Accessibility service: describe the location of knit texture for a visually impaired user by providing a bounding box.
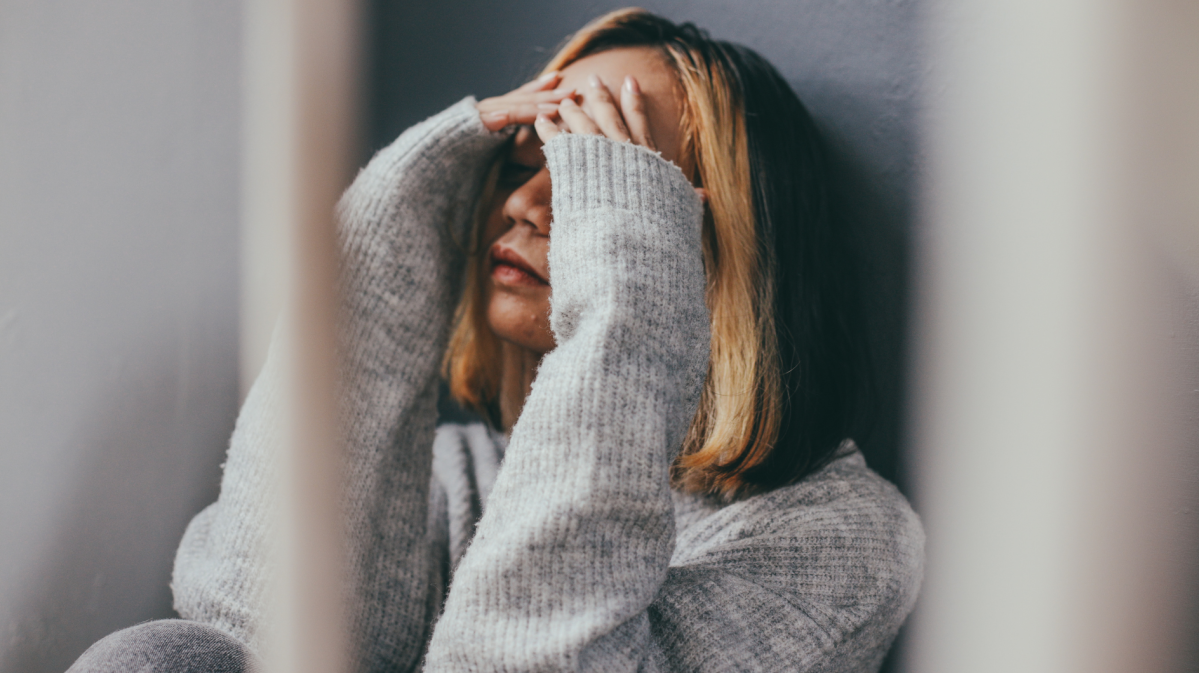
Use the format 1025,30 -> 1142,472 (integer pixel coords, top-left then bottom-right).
172,97 -> 924,672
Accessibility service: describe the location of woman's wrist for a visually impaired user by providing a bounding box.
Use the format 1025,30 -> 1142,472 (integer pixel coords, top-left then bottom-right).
542,132 -> 702,226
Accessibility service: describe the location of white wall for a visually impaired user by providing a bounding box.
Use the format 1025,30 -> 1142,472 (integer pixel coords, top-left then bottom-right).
0,2 -> 241,671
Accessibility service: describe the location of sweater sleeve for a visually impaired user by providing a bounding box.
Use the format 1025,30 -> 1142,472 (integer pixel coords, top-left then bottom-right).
650,456 -> 926,672
424,134 -> 709,671
171,97 -> 508,671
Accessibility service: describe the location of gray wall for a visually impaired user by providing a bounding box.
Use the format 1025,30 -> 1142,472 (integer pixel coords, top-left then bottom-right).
368,0 -> 921,491
0,2 -> 241,672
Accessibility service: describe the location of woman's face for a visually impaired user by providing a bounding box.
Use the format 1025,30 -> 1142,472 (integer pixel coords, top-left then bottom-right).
481,46 -> 686,354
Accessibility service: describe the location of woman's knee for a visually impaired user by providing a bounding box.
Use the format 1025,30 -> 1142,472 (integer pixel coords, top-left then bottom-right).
67,619 -> 255,673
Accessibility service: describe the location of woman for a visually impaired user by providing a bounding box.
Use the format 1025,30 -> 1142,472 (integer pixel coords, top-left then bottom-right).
70,9 -> 922,673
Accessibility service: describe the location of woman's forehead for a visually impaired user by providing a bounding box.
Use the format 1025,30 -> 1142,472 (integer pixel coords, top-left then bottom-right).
558,47 -> 674,90
557,47 -> 686,164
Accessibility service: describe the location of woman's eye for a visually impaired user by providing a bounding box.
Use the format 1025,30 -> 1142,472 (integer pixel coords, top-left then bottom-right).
498,161 -> 538,187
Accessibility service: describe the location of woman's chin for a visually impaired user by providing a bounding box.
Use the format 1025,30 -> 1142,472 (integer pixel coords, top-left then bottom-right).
486,291 -> 554,354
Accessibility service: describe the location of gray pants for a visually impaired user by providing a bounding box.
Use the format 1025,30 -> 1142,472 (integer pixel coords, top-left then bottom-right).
67,619 -> 255,673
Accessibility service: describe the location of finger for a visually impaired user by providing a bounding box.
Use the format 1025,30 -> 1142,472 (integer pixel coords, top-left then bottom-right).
584,75 -> 631,142
489,102 -> 565,127
621,76 -> 657,150
514,70 -> 560,94
694,187 -> 709,205
517,88 -> 575,104
558,97 -> 602,135
477,89 -> 574,130
479,110 -> 509,132
476,88 -> 574,114
543,109 -> 569,134
536,88 -> 574,102
534,113 -> 561,143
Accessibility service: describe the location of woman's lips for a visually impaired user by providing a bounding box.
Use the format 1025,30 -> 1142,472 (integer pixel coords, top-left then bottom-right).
489,244 -> 548,287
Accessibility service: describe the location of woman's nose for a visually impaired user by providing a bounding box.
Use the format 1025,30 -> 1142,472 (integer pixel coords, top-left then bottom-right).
501,168 -> 552,235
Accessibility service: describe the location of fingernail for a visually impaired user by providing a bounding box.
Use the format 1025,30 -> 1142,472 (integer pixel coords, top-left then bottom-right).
538,70 -> 559,82
589,74 -> 602,88
560,96 -> 576,106
625,75 -> 640,95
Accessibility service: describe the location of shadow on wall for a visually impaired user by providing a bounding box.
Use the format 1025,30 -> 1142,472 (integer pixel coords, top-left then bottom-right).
1165,278 -> 1199,673
0,325 -> 233,673
822,128 -> 913,671
820,120 -> 912,490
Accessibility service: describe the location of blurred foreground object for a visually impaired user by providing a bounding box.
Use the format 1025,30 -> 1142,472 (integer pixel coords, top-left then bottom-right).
910,0 -> 1199,672
241,0 -> 360,671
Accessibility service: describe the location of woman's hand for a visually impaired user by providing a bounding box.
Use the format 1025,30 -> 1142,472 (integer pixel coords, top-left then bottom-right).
535,74 -> 707,204
533,74 -> 657,151
476,71 -> 575,132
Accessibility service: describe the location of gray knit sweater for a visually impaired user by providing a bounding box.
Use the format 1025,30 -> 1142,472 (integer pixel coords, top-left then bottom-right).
172,97 -> 924,672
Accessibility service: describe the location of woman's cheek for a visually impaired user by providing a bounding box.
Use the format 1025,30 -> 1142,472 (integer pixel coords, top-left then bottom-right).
485,284 -> 555,354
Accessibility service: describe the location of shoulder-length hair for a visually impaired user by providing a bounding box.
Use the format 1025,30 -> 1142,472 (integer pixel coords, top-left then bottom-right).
444,8 -> 872,499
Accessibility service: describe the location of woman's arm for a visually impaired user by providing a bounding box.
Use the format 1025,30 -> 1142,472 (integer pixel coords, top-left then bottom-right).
652,457 -> 925,672
171,97 -> 508,669
424,132 -> 709,670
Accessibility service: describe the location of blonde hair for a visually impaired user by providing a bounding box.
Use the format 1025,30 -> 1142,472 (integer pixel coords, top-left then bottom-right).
444,9 -> 797,498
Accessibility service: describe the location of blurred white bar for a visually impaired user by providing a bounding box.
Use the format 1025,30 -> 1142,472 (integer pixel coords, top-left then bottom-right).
240,0 -> 293,398
243,0 -> 360,671
910,1 -> 1199,672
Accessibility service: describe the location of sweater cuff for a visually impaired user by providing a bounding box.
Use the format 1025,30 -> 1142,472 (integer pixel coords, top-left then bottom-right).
542,133 -> 703,223
365,96 -> 512,186
417,95 -> 512,144
429,95 -> 515,145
